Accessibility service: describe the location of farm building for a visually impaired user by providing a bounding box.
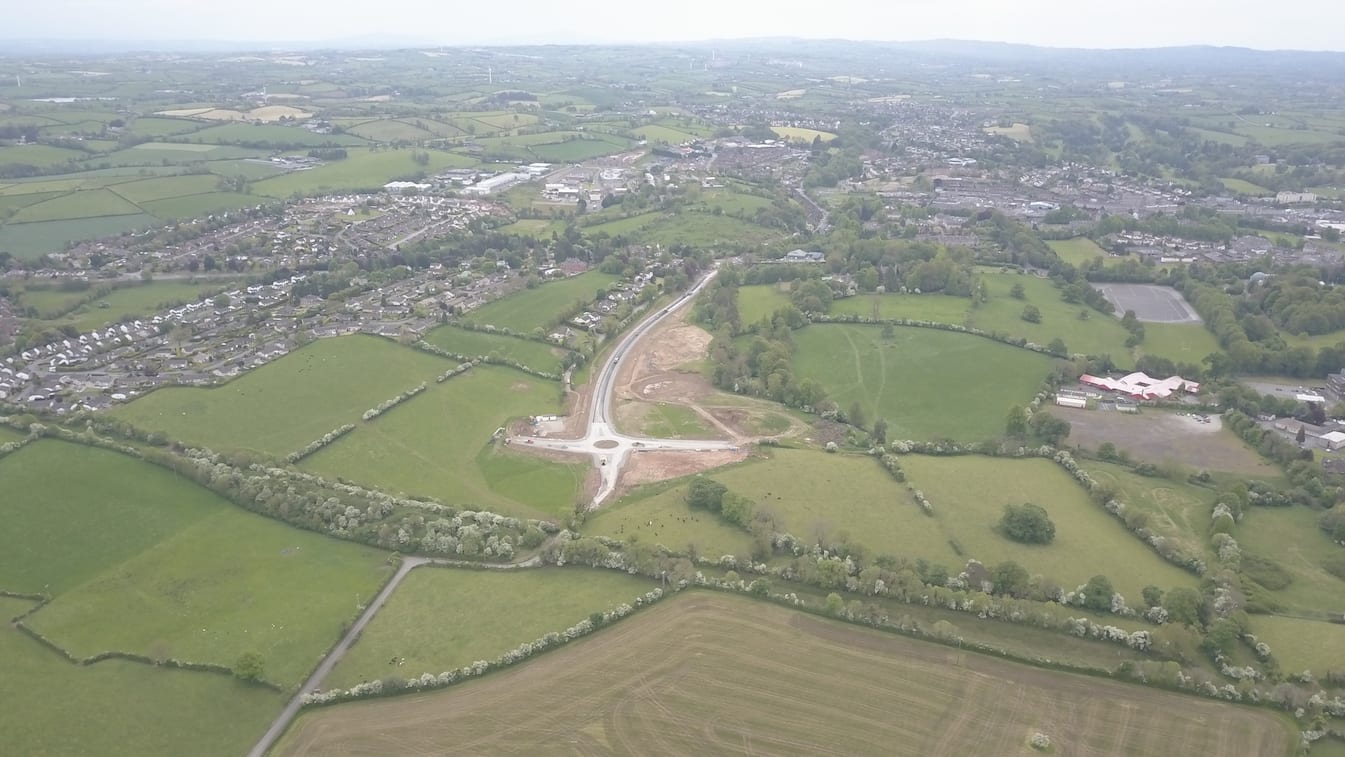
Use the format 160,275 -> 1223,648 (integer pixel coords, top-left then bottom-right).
1055,394 -> 1087,409
1079,372 -> 1200,400
1321,431 -> 1345,451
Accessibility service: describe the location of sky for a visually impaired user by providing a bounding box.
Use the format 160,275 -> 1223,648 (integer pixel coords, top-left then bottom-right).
7,0 -> 1344,52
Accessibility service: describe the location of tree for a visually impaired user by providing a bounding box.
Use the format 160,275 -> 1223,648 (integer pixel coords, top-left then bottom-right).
848,401 -> 867,429
1021,305 -> 1041,323
1047,337 -> 1068,357
213,293 -> 231,309
1297,425 -> 1307,445
576,194 -> 588,213
1010,282 -> 1026,299
1005,405 -> 1028,437
234,651 -> 265,682
991,560 -> 1030,597
872,417 -> 889,445
824,592 -> 845,616
1029,411 -> 1070,445
1081,574 -> 1114,612
685,478 -> 727,511
1162,586 -> 1203,627
999,503 -> 1056,544
1142,585 -> 1165,609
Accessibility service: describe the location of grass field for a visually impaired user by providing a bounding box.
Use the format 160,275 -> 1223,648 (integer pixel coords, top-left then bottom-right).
634,123 -> 698,143
464,271 -> 620,332
111,173 -> 223,203
1080,460 -> 1216,567
599,449 -> 959,564
530,137 -> 631,162
301,365 -> 584,519
2,439 -> 391,688
29,280 -> 230,330
830,290 -> 974,323
1220,177 -> 1271,195
9,187 -> 142,222
638,212 -> 782,247
0,143 -> 88,168
277,593 -> 1293,757
112,335 -> 455,456
1139,322 -> 1222,365
1249,615 -> 1345,676
587,480 -> 759,558
632,402 -> 718,439
141,190 -> 262,218
252,148 -> 475,197
325,568 -> 654,688
1238,505 -> 1345,616
792,324 -> 1051,441
0,212 -> 158,258
188,122 -> 366,148
1,607 -> 285,757
1048,237 -> 1109,266
969,271 -> 1133,359
771,126 -> 838,142
423,325 -> 572,371
899,455 -> 1198,600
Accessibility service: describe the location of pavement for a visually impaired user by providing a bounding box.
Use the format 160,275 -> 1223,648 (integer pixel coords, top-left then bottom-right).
511,268 -> 739,507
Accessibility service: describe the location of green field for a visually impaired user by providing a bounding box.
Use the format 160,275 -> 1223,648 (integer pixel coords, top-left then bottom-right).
632,402 -> 718,439
423,325 -> 572,371
25,280 -> 230,328
531,137 -> 632,162
583,211 -> 661,237
1220,177 -> 1270,196
111,173 -> 223,203
596,449 -> 958,564
325,568 -> 654,688
1249,615 -> 1345,675
792,324 -> 1051,441
1238,505 -> 1345,615
969,271 -> 1133,359
141,191 -> 261,219
278,593 -> 1293,757
634,123 -> 698,143
301,365 -> 584,519
638,212 -> 782,247
1139,322 -> 1222,364
1048,237 -> 1109,266
252,148 -> 475,197
588,481 -> 759,558
830,290 -> 974,323
898,455 -> 1201,600
0,213 -> 158,259
0,143 -> 88,168
771,126 -> 837,143
1080,460 -> 1216,568
2,439 -> 390,688
188,122 -> 366,148
128,117 -> 209,137
1,607 -> 285,757
464,271 -> 620,332
112,335 -> 455,456
9,187 -> 143,222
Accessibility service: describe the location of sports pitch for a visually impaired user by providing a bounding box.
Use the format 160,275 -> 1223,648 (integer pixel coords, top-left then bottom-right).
1092,284 -> 1202,324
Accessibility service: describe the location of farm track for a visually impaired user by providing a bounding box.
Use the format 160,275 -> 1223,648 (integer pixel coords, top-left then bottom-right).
246,554 -> 541,757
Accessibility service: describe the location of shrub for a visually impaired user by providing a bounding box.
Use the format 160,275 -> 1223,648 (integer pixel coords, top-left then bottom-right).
999,503 -> 1055,544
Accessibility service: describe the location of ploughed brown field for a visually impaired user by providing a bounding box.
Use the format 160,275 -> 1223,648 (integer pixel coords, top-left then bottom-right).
277,593 -> 1292,757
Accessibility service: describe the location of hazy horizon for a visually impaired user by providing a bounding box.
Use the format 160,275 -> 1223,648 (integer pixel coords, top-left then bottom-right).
5,0 -> 1344,53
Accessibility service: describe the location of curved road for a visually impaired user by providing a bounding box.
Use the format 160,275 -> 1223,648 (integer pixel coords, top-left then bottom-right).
249,269 -> 730,756
513,267 -> 738,507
